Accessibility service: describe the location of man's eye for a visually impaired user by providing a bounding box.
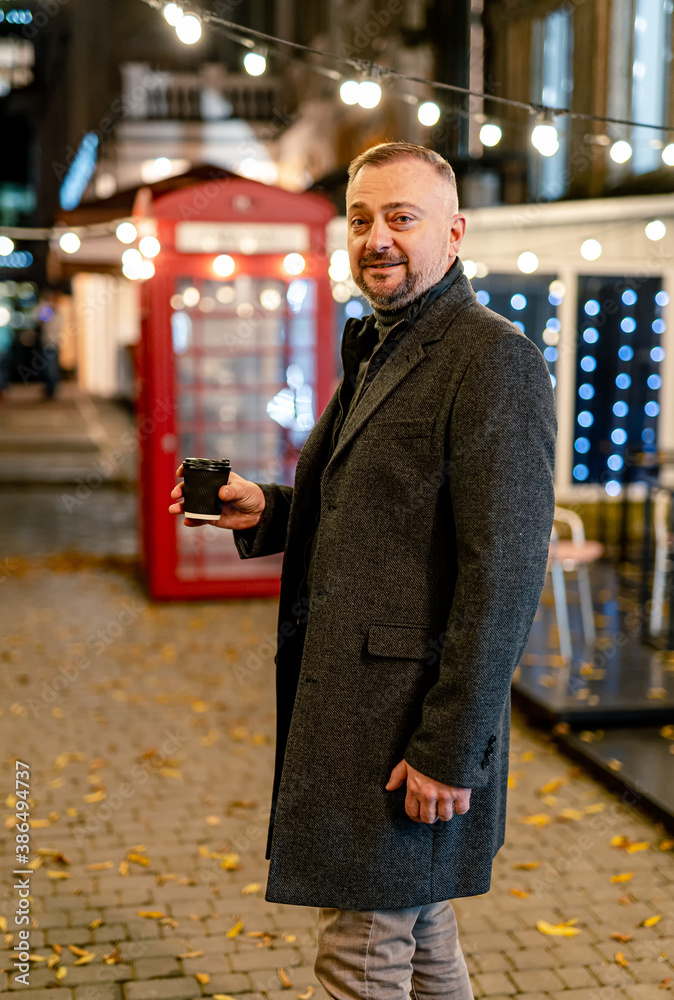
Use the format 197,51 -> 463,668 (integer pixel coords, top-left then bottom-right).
395,216 -> 413,223
350,218 -> 366,227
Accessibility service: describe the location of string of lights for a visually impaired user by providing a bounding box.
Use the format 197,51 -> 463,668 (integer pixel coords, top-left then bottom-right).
139,0 -> 674,167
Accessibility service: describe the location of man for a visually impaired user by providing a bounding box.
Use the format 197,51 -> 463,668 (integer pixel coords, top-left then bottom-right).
170,142 -> 556,999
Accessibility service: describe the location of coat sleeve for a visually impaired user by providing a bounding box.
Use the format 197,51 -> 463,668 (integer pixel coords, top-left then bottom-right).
402,331 -> 557,789
232,483 -> 293,559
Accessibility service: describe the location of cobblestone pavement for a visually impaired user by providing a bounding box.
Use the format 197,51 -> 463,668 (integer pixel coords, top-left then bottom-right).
1,486 -> 674,1000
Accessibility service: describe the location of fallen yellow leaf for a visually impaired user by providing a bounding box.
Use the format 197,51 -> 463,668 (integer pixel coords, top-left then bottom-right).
512,861 -> 540,870
69,946 -> 89,957
521,814 -> 551,827
507,775 -> 517,788
641,914 -> 662,927
219,853 -> 240,870
0,917 -> 6,932
282,933 -> 296,943
521,751 -> 535,762
298,988 -> 314,999
558,809 -> 585,821
611,932 -> 634,943
205,816 -> 221,826
226,919 -> 244,938
584,803 -> 605,814
128,853 -> 150,866
509,888 -> 529,898
103,948 -> 123,965
73,952 -> 96,966
615,952 -> 629,967
212,995 -> 237,1000
29,954 -> 47,962
241,883 -> 261,895
625,842 -> 650,854
86,862 -> 114,871
55,966 -> 67,980
137,911 -> 166,919
195,973 -> 210,985
159,767 -> 182,779
607,758 -> 623,771
47,954 -> 60,969
119,861 -> 129,876
30,818 -> 50,828
610,873 -> 634,883
178,951 -> 205,959
278,966 -> 293,988
536,919 -> 581,937
47,870 -> 70,879
83,790 -> 106,803
89,918 -> 103,929
539,778 -> 566,795
51,944 -> 62,955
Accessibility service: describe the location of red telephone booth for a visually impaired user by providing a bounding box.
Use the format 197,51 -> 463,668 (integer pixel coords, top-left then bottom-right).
137,173 -> 336,600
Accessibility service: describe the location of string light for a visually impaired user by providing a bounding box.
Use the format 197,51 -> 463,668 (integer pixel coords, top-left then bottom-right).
244,50 -> 267,76
59,232 -> 81,254
417,101 -> 440,126
0,236 -> 14,256
175,12 -> 201,44
213,254 -> 235,277
645,220 -> 666,241
357,79 -> 381,109
663,144 -> 674,166
479,123 -> 502,147
116,222 -> 137,244
580,239 -> 602,261
531,115 -> 559,157
610,140 -> 632,164
139,236 -> 161,257
517,251 -> 539,273
163,3 -> 182,25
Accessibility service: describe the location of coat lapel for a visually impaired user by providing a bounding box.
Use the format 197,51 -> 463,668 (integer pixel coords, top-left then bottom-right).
324,274 -> 477,475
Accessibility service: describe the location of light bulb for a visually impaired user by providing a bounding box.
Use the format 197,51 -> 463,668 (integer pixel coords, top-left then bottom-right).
580,239 -> 602,261
59,233 -> 81,254
645,220 -> 666,241
138,236 -> 160,258
357,80 -> 381,109
0,236 -> 14,256
531,123 -> 558,157
116,222 -> 137,244
418,101 -> 440,126
479,123 -> 502,147
175,12 -> 201,44
340,80 -> 360,105
517,251 -> 539,273
610,140 -> 632,164
662,143 -> 674,166
243,51 -> 266,76
163,3 -> 183,25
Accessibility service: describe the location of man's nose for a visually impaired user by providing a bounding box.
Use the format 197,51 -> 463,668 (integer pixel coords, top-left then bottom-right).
365,218 -> 393,253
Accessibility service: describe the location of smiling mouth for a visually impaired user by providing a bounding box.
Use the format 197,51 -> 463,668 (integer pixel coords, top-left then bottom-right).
364,262 -> 404,270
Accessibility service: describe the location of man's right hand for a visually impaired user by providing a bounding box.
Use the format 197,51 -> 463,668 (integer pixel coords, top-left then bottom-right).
169,466 -> 266,531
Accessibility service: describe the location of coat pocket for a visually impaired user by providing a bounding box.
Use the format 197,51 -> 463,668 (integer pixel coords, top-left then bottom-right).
367,623 -> 440,661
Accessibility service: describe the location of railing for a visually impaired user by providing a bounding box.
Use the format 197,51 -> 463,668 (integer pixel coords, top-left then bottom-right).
121,63 -> 282,122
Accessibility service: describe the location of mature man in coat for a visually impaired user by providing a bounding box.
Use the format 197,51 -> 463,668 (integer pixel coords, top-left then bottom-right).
170,142 -> 557,999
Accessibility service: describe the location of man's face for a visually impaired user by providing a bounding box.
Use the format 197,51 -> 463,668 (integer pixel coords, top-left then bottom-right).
346,159 -> 466,310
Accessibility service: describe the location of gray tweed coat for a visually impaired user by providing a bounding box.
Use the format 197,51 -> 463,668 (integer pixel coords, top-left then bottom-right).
233,273 -> 556,909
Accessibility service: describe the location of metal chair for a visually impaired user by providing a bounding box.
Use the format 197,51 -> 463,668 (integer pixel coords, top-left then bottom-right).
548,506 -> 604,661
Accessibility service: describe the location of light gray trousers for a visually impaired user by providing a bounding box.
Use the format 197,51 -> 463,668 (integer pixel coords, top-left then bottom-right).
314,901 -> 474,1000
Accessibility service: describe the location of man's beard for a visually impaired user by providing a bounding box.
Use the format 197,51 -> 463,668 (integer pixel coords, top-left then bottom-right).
352,251 -> 450,311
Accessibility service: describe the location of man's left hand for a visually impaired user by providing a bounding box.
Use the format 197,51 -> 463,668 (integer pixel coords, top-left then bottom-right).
385,760 -> 471,824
